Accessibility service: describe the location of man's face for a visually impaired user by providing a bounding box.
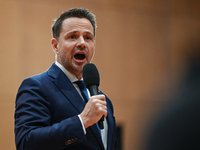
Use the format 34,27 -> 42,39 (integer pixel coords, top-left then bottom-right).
51,17 -> 95,79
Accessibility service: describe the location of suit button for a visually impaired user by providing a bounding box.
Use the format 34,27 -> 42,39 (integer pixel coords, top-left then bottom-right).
68,140 -> 72,144
71,139 -> 74,143
65,140 -> 72,145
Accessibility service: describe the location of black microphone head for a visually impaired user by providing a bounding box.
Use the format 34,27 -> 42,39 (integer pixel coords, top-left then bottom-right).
82,63 -> 100,88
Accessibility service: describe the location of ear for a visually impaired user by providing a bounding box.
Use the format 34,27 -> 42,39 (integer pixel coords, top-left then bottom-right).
51,38 -> 59,54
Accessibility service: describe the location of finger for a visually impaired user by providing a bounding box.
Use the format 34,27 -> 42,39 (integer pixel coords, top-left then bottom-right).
91,94 -> 105,101
101,108 -> 107,118
98,105 -> 107,117
94,100 -> 107,108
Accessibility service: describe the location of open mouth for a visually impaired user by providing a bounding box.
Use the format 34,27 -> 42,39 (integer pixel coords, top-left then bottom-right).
74,54 -> 86,60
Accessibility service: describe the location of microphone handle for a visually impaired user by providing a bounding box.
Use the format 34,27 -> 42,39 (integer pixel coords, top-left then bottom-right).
88,85 -> 104,129
88,85 -> 98,96
98,116 -> 104,129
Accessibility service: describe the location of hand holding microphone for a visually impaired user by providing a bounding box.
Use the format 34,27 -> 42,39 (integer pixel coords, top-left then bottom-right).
80,63 -> 107,129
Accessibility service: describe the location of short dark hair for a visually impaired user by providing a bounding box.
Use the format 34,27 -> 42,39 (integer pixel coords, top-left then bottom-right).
52,8 -> 97,40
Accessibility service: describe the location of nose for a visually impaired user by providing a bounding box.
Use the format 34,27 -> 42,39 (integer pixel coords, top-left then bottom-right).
76,36 -> 86,49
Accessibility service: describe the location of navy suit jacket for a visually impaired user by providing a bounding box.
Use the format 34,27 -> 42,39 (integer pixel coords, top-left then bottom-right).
15,63 -> 117,150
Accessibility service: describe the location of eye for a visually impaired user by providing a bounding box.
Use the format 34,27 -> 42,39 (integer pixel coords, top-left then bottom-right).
69,35 -> 76,39
85,35 -> 93,41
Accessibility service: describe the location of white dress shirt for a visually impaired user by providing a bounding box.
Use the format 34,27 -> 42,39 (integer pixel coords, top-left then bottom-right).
55,61 -> 108,149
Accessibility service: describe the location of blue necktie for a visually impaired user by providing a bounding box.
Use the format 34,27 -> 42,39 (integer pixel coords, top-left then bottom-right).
74,80 -> 89,103
74,80 -> 102,136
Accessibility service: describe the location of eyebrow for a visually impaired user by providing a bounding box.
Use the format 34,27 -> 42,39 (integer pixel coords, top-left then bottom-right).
67,31 -> 94,36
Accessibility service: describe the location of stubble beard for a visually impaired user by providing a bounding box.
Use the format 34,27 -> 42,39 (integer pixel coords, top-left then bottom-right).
64,59 -> 85,79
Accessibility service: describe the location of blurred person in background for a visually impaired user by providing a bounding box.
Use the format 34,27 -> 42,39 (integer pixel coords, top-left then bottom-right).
145,43 -> 200,150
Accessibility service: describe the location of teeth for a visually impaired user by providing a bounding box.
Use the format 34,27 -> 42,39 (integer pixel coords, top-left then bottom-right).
74,54 -> 85,60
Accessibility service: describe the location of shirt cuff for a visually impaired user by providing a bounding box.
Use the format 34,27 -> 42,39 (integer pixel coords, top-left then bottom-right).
78,115 -> 86,135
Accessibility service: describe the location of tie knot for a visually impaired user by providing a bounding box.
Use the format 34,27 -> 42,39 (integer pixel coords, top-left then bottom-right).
74,80 -> 86,91
74,80 -> 89,102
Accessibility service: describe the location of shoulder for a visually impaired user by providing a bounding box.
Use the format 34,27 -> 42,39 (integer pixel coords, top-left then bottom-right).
20,71 -> 48,87
20,63 -> 57,87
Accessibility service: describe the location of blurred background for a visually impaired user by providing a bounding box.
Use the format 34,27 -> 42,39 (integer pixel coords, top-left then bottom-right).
1,0 -> 200,149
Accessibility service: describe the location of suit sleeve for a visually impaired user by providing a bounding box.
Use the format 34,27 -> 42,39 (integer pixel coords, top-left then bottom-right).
15,78 -> 86,150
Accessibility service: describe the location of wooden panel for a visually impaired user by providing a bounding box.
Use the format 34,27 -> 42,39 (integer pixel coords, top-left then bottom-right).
0,93 -> 16,150
170,0 -> 200,16
1,0 -> 200,150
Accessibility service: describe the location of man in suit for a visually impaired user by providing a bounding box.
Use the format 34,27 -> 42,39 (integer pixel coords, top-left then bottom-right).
15,8 -> 117,150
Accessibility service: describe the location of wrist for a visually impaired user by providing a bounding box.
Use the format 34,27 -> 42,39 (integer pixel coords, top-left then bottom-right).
79,113 -> 90,129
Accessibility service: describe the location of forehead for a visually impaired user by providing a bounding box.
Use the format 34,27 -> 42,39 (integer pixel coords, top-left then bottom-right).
61,17 -> 94,35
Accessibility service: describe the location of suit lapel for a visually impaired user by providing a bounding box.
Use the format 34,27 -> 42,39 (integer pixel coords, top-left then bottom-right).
48,63 -> 85,113
106,109 -> 114,150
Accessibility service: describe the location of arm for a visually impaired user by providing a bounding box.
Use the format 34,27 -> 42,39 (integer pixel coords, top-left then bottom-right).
15,78 -> 86,150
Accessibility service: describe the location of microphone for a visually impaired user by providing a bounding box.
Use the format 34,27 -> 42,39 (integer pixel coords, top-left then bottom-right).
82,63 -> 104,129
